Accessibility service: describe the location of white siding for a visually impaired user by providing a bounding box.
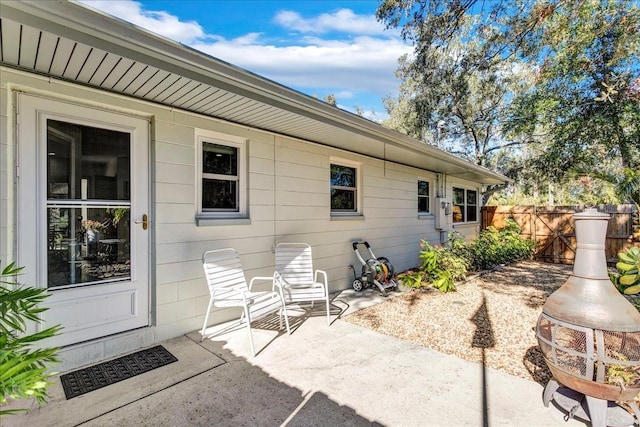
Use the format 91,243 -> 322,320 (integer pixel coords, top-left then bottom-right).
0,83 -> 14,264
1,66 -> 484,347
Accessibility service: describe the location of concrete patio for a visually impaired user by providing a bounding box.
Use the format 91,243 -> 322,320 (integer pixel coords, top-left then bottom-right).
4,290 -> 585,427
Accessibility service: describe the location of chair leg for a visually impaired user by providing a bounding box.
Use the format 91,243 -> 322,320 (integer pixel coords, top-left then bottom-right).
325,296 -> 331,325
281,305 -> 291,335
200,298 -> 214,342
243,305 -> 256,357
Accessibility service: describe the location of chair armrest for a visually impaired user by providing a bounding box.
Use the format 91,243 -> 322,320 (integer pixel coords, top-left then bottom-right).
211,288 -> 248,304
249,275 -> 276,291
315,269 -> 328,287
211,287 -> 242,296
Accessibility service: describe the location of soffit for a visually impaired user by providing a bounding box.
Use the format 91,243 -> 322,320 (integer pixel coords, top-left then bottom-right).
0,1 -> 508,185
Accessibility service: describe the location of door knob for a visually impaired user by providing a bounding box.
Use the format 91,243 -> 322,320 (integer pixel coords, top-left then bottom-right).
135,214 -> 148,230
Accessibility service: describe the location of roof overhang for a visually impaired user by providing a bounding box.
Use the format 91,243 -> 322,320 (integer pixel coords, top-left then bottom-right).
0,0 -> 510,186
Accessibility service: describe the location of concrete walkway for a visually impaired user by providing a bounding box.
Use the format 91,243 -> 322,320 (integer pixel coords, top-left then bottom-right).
4,290 -> 585,427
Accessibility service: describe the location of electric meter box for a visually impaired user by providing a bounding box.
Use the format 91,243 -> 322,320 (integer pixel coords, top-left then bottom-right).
435,197 -> 452,231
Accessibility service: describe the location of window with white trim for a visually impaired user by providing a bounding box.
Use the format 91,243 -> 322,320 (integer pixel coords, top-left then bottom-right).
330,162 -> 358,214
418,180 -> 430,214
197,131 -> 247,218
452,187 -> 478,223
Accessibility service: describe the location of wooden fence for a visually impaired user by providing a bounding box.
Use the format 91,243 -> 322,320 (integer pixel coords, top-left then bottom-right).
480,205 -> 639,264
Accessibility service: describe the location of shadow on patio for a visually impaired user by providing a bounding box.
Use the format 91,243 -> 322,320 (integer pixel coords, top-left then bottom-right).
5,290 -> 585,427
6,326 -> 380,426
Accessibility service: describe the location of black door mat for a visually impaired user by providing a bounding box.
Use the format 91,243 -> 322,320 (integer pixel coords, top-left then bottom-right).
60,345 -> 178,399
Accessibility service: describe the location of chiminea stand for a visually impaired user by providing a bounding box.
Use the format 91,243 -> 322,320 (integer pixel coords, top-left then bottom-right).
543,379 -> 639,427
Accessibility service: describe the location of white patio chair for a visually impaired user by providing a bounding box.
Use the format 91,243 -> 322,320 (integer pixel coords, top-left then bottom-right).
275,243 -> 331,325
200,248 -> 291,356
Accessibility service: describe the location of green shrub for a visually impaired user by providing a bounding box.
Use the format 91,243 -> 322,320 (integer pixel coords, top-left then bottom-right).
470,218 -> 535,270
417,236 -> 469,292
441,232 -> 472,280
431,269 -> 456,293
397,270 -> 426,289
445,231 -> 473,265
411,222 -> 534,292
1,262 -> 61,416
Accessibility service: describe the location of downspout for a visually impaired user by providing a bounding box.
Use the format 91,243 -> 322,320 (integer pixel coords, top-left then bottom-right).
436,173 -> 449,244
383,142 -> 387,177
272,134 -> 277,250
436,173 -> 447,198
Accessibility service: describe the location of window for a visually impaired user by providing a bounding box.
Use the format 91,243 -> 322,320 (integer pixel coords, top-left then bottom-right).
330,162 -> 358,213
452,187 -> 479,223
466,189 -> 478,222
197,131 -> 247,218
202,143 -> 238,210
418,180 -> 430,213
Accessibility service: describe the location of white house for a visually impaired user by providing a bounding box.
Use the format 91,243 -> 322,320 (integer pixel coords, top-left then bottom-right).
0,1 -> 509,371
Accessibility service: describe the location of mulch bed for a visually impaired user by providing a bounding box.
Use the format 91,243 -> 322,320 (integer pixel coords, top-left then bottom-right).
343,260 -> 573,386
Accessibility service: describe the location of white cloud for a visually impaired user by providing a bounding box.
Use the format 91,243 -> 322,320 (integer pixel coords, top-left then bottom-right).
191,35 -> 408,96
232,33 -> 264,46
274,9 -> 390,36
80,0 -> 206,44
77,0 -> 410,116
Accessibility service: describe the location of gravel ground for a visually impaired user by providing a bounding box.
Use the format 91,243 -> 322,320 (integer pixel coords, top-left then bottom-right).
343,260 -> 573,386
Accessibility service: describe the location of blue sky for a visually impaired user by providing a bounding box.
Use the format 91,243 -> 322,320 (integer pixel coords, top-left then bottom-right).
79,0 -> 412,120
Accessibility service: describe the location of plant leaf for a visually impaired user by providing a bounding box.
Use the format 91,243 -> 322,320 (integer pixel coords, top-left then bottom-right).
623,284 -> 640,295
620,274 -> 639,286
616,261 -> 637,272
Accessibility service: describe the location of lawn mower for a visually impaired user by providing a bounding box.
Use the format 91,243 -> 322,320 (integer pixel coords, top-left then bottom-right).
350,241 -> 398,296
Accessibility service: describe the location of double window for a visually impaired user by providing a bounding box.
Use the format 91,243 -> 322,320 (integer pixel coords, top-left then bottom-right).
197,131 -> 247,218
452,187 -> 478,223
418,180 -> 430,214
330,162 -> 359,214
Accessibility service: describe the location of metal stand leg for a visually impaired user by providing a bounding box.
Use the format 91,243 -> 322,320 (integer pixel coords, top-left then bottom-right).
373,280 -> 388,296
584,395 -> 607,427
543,380 -> 637,427
543,379 -> 560,407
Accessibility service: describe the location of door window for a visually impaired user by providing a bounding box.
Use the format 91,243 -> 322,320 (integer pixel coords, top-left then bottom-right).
46,120 -> 131,288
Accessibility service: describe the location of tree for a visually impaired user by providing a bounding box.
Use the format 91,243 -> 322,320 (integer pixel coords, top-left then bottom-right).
380,9 -> 530,170
381,55 -> 423,139
505,1 -> 640,184
323,93 -> 337,106
377,0 -> 640,205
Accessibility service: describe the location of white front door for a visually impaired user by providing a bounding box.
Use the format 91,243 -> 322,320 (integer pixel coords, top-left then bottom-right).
18,94 -> 150,347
